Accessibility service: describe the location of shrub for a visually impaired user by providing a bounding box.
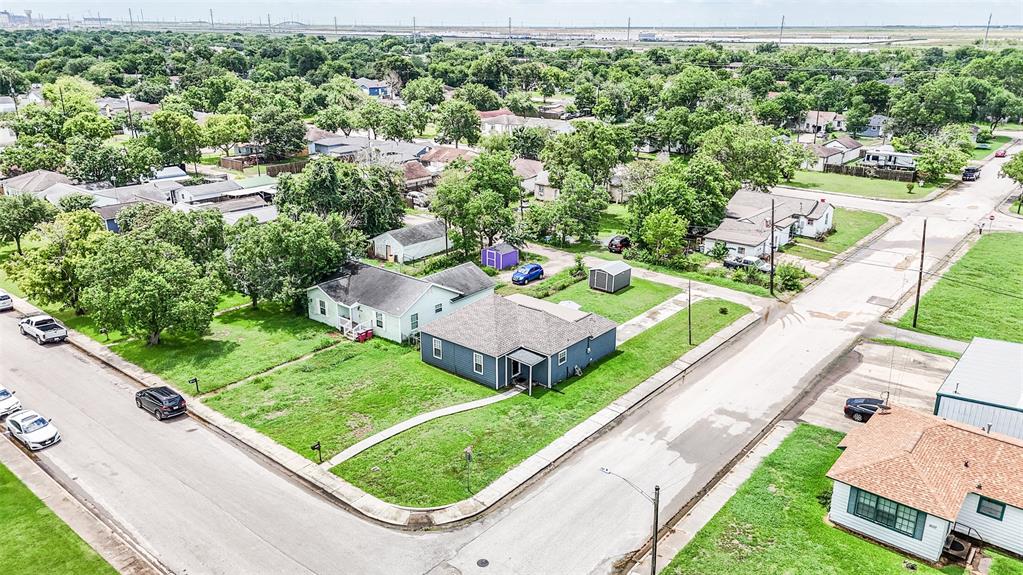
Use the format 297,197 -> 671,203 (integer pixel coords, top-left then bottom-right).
668,254 -> 701,272
708,241 -> 729,261
571,254 -> 586,278
731,265 -> 767,286
480,266 -> 498,276
775,263 -> 811,292
524,269 -> 583,298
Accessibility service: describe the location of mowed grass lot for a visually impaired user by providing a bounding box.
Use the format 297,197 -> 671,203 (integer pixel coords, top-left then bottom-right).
785,170 -> 940,200
897,233 -> 1023,343
334,298 -> 750,507
205,339 -> 496,461
662,424 -> 965,575
112,306 -> 339,393
990,550 -> 1023,575
599,203 -> 630,238
785,208 -> 889,261
0,463 -> 116,574
969,135 -> 1012,160
547,276 -> 681,323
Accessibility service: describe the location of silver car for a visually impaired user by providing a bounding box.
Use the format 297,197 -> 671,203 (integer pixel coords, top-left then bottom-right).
0,386 -> 22,418
0,289 -> 13,312
5,410 -> 61,450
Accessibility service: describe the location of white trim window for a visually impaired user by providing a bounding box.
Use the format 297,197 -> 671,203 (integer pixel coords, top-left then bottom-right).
558,349 -> 567,365
410,313 -> 419,331
473,352 -> 484,374
432,338 -> 443,360
317,300 -> 327,316
375,311 -> 384,328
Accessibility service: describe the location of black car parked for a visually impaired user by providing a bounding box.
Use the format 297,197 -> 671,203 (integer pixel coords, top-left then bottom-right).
136,386 -> 187,420
608,235 -> 631,254
843,397 -> 887,422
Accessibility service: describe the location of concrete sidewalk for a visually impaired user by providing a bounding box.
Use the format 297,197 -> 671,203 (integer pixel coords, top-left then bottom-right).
628,421 -> 797,575
863,322 -> 969,355
0,438 -> 163,575
616,293 -> 702,345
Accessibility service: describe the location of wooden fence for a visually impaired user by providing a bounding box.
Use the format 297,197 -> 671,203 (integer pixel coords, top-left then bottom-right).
266,160 -> 309,177
823,163 -> 918,182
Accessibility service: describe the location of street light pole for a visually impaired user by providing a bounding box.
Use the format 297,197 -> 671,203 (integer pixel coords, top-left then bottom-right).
687,277 -> 692,346
600,467 -> 661,575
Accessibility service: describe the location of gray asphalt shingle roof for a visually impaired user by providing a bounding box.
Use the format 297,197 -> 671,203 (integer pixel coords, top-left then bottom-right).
384,219 -> 447,247
422,294 -> 616,357
314,262 -> 433,316
423,263 -> 495,296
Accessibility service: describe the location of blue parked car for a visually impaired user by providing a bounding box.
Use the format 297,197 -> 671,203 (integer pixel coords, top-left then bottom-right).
511,263 -> 544,285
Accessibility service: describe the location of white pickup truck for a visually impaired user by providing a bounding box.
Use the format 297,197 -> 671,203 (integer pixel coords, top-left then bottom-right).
19,315 -> 69,345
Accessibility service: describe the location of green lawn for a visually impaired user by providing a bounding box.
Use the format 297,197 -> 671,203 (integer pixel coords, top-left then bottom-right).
662,424 -> 964,575
590,252 -> 773,298
989,550 -> 1023,575
0,462 -> 116,574
599,204 -> 630,238
205,339 -> 496,461
969,135 -> 1012,160
897,233 -> 1023,343
867,338 -> 963,359
785,208 -> 889,262
111,306 -> 339,393
547,277 -> 681,323
785,170 -> 940,200
334,298 -> 750,507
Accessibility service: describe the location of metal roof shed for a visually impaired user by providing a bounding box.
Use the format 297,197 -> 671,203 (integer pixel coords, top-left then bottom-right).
589,261 -> 631,294
935,337 -> 1023,440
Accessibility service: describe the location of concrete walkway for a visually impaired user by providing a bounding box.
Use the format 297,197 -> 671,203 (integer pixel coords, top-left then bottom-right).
321,387 -> 523,469
0,438 -> 163,575
863,322 -> 970,355
628,421 -> 797,575
616,293 -> 703,345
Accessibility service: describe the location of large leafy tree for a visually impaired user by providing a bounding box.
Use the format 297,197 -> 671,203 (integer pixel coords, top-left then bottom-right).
454,82 -> 502,111
42,76 -> 101,117
510,126 -> 549,160
696,123 -> 786,192
65,137 -> 162,185
5,210 -> 109,314
0,194 -> 58,254
916,137 -> 969,183
355,99 -> 389,140
83,235 -> 220,345
642,208 -> 689,262
435,100 -> 481,149
3,104 -> 65,141
550,170 -> 607,243
468,151 -> 520,204
204,114 -> 252,156
315,105 -> 356,136
251,105 -> 306,159
62,111 -> 114,142
0,135 -> 66,175
401,76 -> 444,107
541,121 -> 631,187
627,155 -> 732,243
431,170 -> 476,258
144,109 -> 205,167
0,64 -> 30,113
224,213 -> 366,309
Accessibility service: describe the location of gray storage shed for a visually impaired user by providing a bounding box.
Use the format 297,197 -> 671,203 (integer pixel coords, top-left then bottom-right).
934,337 -> 1023,440
589,261 -> 631,293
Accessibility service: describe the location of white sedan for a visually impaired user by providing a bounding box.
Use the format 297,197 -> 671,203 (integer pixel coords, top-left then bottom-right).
0,386 -> 22,419
5,410 -> 61,450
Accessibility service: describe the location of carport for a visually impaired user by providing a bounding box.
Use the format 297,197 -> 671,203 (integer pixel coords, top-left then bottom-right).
506,348 -> 546,396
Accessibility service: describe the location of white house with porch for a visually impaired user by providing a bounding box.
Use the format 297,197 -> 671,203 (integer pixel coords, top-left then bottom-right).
305,261 -> 494,342
702,190 -> 834,258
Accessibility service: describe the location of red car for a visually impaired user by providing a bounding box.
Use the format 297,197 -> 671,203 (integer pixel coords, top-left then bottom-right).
995,149 -> 1007,158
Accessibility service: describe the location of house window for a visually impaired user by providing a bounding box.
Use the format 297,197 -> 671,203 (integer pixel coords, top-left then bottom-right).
410,313 -> 419,331
851,488 -> 922,539
558,350 -> 567,365
375,311 -> 384,328
317,300 -> 327,316
432,338 -> 443,360
473,353 -> 484,374
737,246 -> 746,255
434,303 -> 443,314
977,497 -> 1006,521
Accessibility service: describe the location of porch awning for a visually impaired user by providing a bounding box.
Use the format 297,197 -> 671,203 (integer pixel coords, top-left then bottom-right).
507,348 -> 545,366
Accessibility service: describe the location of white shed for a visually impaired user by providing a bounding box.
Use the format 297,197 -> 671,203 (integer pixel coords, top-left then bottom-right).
934,338 -> 1023,440
372,219 -> 448,264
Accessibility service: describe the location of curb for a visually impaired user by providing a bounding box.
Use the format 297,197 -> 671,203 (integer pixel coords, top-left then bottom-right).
791,211 -> 901,298
11,295 -> 763,530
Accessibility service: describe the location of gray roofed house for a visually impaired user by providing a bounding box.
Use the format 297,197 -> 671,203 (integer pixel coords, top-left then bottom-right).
703,190 -> 835,258
222,205 -> 279,225
94,180 -> 182,204
176,180 -> 244,204
306,261 -> 495,342
420,294 -> 617,391
372,219 -> 449,263
934,338 -> 1023,440
0,170 -> 71,196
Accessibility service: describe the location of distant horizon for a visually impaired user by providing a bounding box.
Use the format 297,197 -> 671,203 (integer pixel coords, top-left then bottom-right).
4,1 -> 1022,29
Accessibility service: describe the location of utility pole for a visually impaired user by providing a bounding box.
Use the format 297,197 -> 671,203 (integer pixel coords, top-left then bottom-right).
912,219 -> 928,328
412,16 -> 416,42
769,198 -> 776,296
687,277 -> 692,345
334,16 -> 338,35
982,13 -> 992,48
267,13 -> 272,32
627,17 -> 631,42
209,8 -> 214,29
651,485 -> 660,575
508,17 -> 512,38
125,96 -> 135,138
778,15 -> 785,44
128,8 -> 133,29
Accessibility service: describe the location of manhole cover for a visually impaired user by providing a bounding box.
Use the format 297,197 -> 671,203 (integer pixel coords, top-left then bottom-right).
476,559 -> 490,568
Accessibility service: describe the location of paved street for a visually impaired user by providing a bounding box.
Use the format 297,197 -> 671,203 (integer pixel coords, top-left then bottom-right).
2,143 -> 1019,575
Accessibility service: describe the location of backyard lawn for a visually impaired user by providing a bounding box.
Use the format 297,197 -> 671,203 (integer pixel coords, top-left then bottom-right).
333,298 -> 751,507
897,233 -> 1023,343
599,204 -> 630,239
990,550 -> 1023,575
205,339 -> 496,461
785,208 -> 889,262
969,135 -> 1012,160
662,424 -> 964,575
547,276 -> 681,323
0,462 -> 116,574
785,170 -> 940,200
112,306 -> 339,393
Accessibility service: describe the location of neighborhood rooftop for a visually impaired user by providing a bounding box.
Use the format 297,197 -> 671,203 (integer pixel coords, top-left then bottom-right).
937,338 -> 1023,409
422,294 -> 617,357
827,406 -> 1023,521
387,219 -> 447,246
422,263 -> 495,296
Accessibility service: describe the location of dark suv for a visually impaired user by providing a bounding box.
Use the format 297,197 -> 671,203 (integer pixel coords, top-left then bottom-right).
135,386 -> 187,420
962,167 -> 981,181
608,235 -> 631,254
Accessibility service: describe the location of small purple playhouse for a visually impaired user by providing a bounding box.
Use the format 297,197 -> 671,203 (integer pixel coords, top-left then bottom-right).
481,242 -> 519,270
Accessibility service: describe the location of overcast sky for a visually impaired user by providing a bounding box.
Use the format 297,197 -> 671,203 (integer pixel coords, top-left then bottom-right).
5,0 -> 1022,28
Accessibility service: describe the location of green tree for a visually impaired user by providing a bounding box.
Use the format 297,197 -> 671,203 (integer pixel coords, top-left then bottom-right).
57,193 -> 96,213
468,151 -> 520,204
431,170 -> 476,258
115,203 -> 169,234
503,91 -> 537,116
140,209 -> 227,271
916,137 -> 969,183
251,105 -> 305,159
62,111 -> 114,141
539,66 -> 569,101
641,208 -> 689,261
454,82 -> 502,111
0,135 -> 66,175
550,170 -> 607,243
510,126 -> 548,160
0,194 -> 58,254
43,76 -> 101,117
355,99 -> 389,140
401,76 -> 444,107
435,100 -> 481,149
144,109 -> 205,167
541,121 -> 631,187
3,104 -> 65,140
468,52 -> 511,91
83,235 -> 220,345
204,113 -> 251,156
315,105 -> 356,136
0,64 -> 30,113
573,81 -> 597,114
6,210 -> 108,314
696,123 -> 786,192
380,108 -> 415,142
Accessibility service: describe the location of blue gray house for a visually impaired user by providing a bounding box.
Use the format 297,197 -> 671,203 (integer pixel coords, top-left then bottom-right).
354,77 -> 391,98
420,294 -> 617,394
